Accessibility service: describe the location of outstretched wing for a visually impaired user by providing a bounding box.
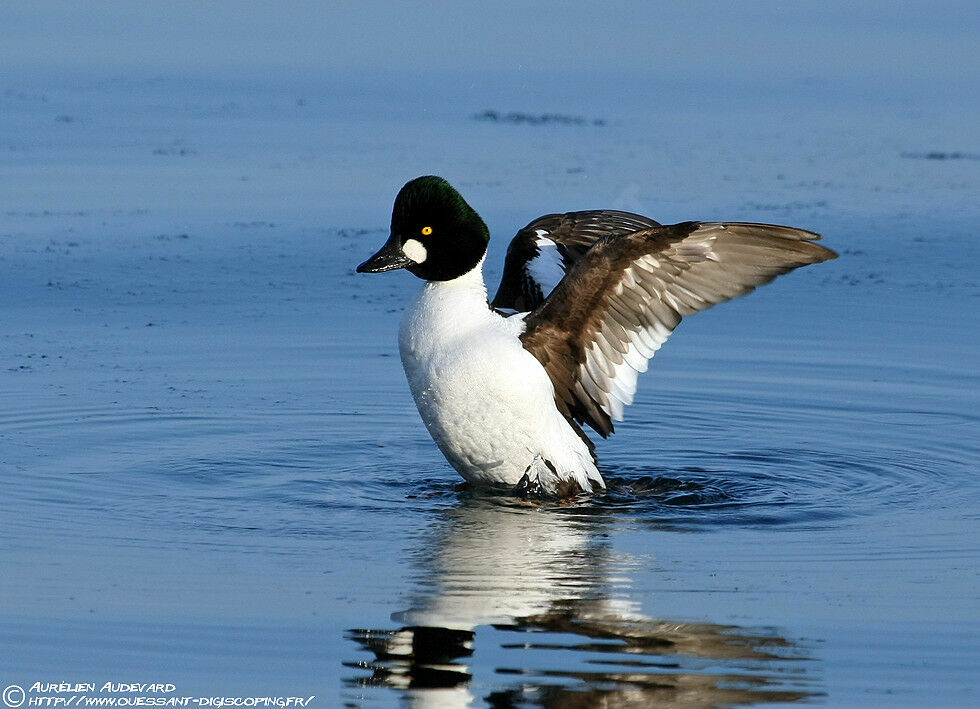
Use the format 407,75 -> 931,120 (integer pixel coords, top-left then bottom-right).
519,221 -> 837,437
491,210 -> 661,312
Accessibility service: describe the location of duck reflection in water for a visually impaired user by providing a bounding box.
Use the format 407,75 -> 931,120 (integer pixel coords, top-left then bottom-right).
345,495 -> 820,707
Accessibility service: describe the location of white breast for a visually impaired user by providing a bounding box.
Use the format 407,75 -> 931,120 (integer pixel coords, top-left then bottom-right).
397,264 -> 601,491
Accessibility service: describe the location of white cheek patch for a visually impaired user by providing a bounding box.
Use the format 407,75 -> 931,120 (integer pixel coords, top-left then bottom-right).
402,238 -> 428,264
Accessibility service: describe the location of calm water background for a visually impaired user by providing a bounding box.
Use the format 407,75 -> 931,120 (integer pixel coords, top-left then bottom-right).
1,2 -> 978,706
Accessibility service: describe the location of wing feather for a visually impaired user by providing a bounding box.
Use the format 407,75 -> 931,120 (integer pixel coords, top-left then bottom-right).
492,210 -> 661,311
520,221 -> 837,437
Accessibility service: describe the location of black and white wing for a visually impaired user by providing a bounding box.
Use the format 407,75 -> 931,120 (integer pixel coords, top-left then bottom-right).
519,221 -> 837,437
491,210 -> 661,313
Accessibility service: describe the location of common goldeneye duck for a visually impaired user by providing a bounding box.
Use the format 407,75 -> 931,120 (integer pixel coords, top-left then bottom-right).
357,175 -> 837,497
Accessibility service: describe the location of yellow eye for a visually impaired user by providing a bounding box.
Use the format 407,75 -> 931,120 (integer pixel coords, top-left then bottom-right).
421,226 -> 433,236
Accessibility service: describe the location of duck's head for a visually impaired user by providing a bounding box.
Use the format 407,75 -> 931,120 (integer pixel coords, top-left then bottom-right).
357,176 -> 490,282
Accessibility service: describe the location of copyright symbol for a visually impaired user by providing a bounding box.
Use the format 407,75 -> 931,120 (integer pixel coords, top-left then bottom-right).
2,686 -> 25,708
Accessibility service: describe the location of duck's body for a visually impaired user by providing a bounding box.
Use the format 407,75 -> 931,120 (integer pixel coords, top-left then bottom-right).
358,176 -> 836,497
398,260 -> 602,493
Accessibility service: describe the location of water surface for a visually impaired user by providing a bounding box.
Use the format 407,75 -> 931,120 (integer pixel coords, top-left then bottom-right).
2,3 -> 978,707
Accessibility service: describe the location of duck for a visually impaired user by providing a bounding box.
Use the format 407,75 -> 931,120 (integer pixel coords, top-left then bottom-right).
357,176 -> 836,497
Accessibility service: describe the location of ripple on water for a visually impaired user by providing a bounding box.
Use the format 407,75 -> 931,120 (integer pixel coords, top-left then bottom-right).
4,395 -> 975,549
388,438 -> 977,530
214,435 -> 978,536
577,440 -> 977,528
0,402 -> 439,550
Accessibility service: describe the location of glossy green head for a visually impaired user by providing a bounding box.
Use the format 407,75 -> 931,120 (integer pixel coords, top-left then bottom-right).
357,176 -> 490,282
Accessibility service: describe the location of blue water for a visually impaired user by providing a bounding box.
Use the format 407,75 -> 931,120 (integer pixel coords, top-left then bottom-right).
2,3 -> 979,707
